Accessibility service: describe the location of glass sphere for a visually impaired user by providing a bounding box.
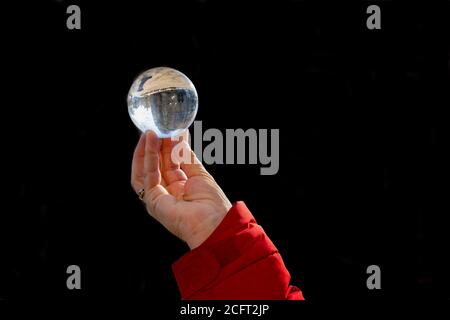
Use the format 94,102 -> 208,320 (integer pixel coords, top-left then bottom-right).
127,67 -> 198,138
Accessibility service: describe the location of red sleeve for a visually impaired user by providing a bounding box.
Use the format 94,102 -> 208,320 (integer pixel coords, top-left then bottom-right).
172,201 -> 304,300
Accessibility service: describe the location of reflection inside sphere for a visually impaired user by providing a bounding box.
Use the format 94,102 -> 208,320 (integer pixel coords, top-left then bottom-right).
128,67 -> 198,138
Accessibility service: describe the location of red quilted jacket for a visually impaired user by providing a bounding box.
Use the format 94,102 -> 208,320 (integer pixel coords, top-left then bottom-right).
172,201 -> 304,300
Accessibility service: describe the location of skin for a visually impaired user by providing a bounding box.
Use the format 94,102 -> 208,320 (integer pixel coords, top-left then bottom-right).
131,130 -> 232,249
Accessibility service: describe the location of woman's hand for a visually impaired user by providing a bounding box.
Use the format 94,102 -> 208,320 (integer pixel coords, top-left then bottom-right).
131,130 -> 232,249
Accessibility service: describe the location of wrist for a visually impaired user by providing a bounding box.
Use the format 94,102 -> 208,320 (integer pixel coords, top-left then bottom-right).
186,205 -> 230,249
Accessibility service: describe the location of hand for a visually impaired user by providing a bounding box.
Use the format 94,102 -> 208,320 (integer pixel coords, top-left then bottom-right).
131,130 -> 232,249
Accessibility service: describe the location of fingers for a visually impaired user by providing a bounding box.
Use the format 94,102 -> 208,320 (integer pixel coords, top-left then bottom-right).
159,156 -> 168,187
161,137 -> 180,170
161,135 -> 188,185
179,142 -> 212,179
131,133 -> 146,192
144,130 -> 162,190
142,131 -> 175,219
157,130 -> 209,179
131,131 -> 178,225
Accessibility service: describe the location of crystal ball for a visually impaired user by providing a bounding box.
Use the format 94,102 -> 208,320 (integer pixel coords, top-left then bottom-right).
127,67 -> 198,138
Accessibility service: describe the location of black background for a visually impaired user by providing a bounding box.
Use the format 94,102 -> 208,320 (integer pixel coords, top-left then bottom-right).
1,0 -> 449,304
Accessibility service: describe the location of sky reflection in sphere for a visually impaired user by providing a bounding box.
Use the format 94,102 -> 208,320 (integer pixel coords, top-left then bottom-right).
127,67 -> 198,138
